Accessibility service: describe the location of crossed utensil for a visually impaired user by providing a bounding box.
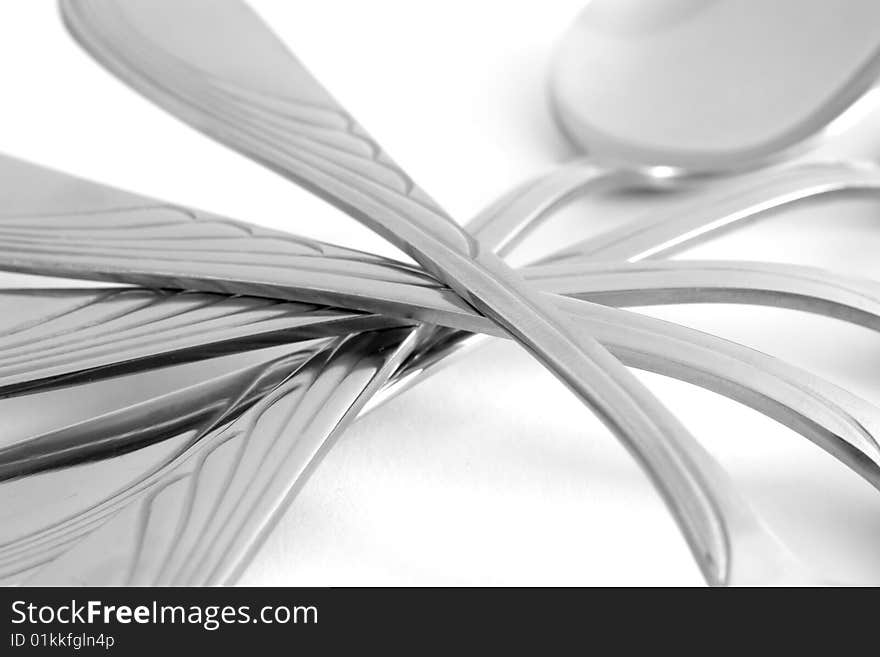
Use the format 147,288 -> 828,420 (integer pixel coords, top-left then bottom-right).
3,0 -> 880,586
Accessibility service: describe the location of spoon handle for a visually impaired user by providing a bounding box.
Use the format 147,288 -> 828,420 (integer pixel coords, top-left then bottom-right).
546,160 -> 880,263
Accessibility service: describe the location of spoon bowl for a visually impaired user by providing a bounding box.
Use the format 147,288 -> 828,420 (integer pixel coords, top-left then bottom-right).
551,0 -> 880,174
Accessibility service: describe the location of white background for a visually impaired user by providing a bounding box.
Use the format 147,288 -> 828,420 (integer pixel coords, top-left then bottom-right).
3,1 -> 880,585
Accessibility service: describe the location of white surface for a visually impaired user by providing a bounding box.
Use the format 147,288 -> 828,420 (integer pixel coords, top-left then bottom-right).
2,1 -> 880,585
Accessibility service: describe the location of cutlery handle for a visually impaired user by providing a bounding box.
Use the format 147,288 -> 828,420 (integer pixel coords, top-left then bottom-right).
548,160 -> 880,263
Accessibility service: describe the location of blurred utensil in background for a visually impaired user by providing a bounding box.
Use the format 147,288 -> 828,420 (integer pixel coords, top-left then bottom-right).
553,0 -> 880,173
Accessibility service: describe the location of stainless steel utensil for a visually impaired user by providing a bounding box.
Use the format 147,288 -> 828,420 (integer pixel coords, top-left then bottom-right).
2,329 -> 423,586
4,155 -> 870,584
3,155 -> 880,486
10,148 -> 880,582
27,0 -> 880,584
59,0 -> 804,584
553,0 -> 880,174
8,0 -> 872,584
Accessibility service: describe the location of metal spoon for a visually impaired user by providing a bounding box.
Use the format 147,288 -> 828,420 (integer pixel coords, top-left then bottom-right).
553,0 -> 880,174
441,0 -> 880,258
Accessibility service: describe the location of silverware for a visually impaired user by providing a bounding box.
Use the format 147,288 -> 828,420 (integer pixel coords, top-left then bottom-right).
546,160 -> 880,262
1,0 -> 871,584
58,0 -> 806,584
2,329 -> 423,586
5,162 -> 880,460
8,0 -> 872,584
4,154 -> 872,584
8,152 -> 880,585
553,0 -> 880,173
9,152 -> 880,582
403,0 -> 880,257
0,286 -> 400,399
